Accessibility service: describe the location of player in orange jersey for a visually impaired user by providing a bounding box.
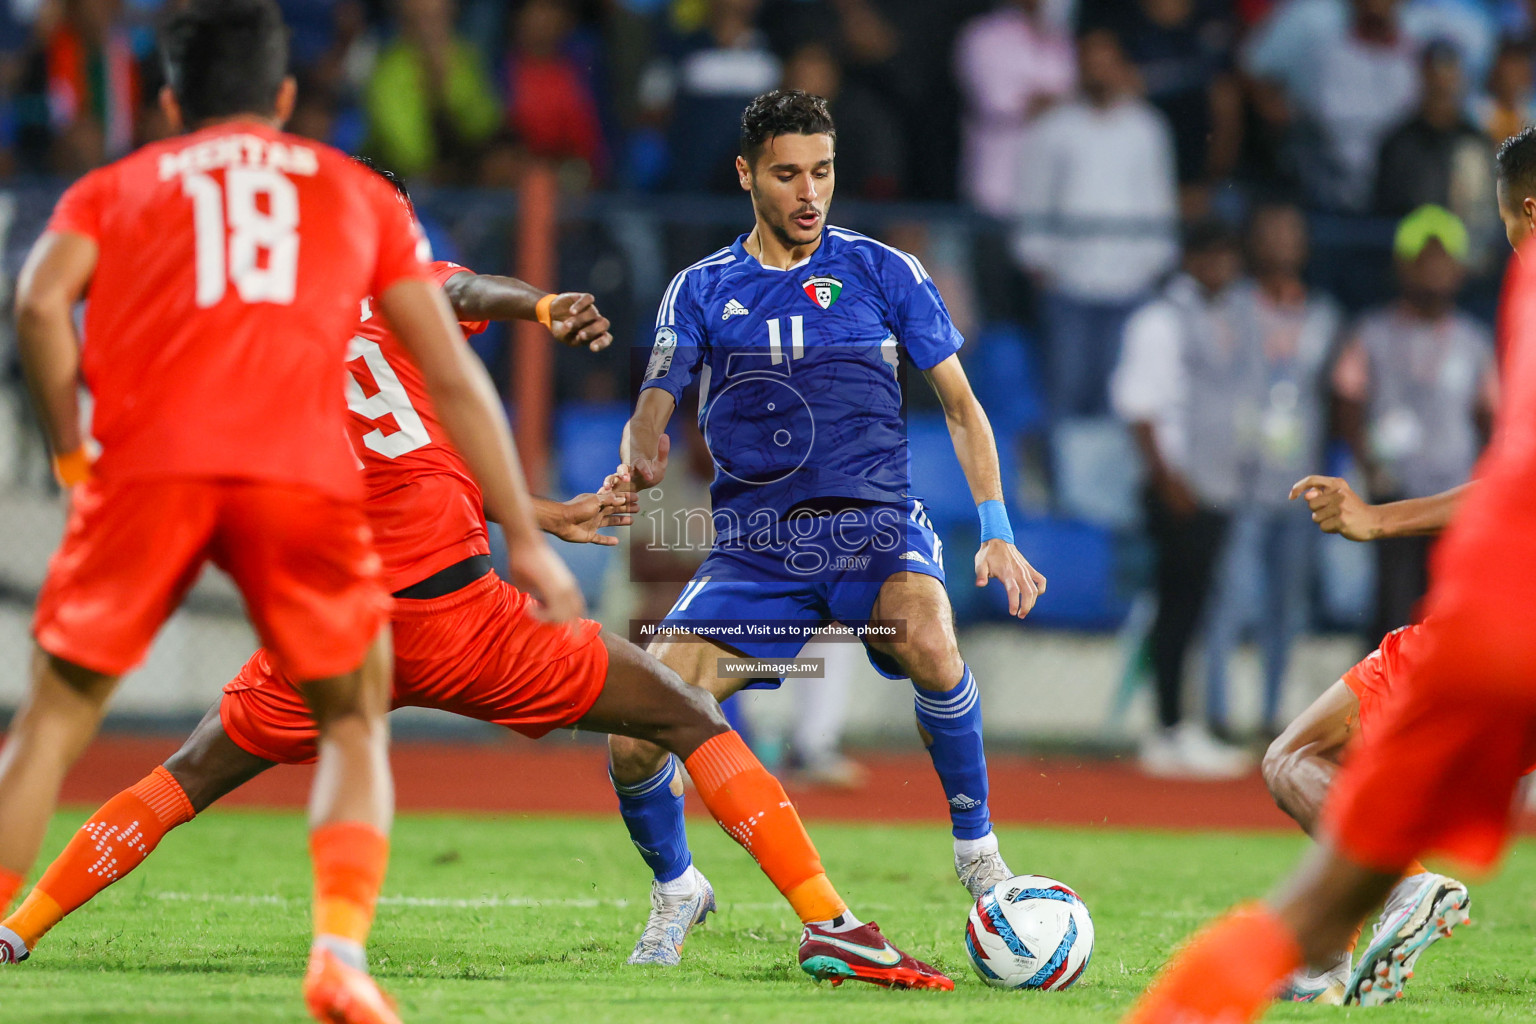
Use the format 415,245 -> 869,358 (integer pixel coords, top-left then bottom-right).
1259,477 -> 1471,1003
1125,125 -> 1536,1024
0,4 -> 581,1022
0,168 -> 951,991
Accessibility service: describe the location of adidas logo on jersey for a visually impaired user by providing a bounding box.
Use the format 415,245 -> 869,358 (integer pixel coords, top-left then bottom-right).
900,551 -> 930,565
721,298 -> 750,320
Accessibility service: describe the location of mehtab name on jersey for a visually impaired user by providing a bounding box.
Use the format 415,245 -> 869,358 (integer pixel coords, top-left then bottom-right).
157,133 -> 320,181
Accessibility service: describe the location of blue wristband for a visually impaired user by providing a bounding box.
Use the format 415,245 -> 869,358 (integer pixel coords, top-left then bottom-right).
978,499 -> 1013,544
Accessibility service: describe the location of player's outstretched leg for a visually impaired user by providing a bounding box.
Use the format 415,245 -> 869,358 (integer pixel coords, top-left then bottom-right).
596,633 -> 951,989
0,651 -> 118,931
868,573 -> 1009,898
1261,678 -> 1467,1004
1260,679 -> 1356,1002
596,637 -> 719,965
1126,845 -> 1399,1024
0,705 -> 275,962
298,636 -> 402,1024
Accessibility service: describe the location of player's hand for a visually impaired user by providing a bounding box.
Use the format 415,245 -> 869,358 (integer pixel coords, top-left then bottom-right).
1289,474 -> 1380,541
548,293 -> 612,352
548,489 -> 636,546
508,535 -> 586,622
975,540 -> 1047,619
626,432 -> 670,489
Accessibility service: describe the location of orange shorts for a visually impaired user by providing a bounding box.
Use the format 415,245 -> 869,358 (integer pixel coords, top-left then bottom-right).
1340,624 -> 1427,742
1325,489 -> 1536,873
220,571 -> 608,764
34,478 -> 389,680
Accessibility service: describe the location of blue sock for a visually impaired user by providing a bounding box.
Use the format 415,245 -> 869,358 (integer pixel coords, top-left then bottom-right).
913,664 -> 993,840
610,755 -> 692,883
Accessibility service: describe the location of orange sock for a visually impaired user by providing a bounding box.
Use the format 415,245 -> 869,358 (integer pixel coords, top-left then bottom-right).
310,822 -> 389,946
684,731 -> 847,924
1125,904 -> 1302,1024
0,866 -> 22,913
3,766 -> 193,950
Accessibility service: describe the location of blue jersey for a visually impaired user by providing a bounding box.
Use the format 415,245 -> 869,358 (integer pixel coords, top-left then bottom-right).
641,227 -> 964,541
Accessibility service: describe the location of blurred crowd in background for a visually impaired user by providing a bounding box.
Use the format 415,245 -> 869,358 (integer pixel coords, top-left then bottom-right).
0,0 -> 1524,772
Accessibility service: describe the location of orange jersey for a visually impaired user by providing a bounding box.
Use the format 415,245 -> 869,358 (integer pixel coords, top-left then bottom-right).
346,261 -> 491,591
48,121 -> 429,500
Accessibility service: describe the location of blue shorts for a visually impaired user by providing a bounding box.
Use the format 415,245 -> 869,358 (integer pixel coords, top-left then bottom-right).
659,499 -> 946,682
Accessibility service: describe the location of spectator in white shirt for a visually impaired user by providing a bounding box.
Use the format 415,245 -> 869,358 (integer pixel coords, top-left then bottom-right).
953,0 -> 1075,217
1016,28 -> 1180,419
1111,220 -> 1252,780
1242,0 -> 1425,211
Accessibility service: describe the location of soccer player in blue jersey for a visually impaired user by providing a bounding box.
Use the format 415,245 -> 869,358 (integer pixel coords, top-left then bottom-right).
607,90 -> 1049,976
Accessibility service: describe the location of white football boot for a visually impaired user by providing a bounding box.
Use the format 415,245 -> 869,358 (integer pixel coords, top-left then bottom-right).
626,865 -> 716,966
0,925 -> 28,964
955,832 -> 1012,900
1276,951 -> 1350,1004
1346,873 -> 1470,1005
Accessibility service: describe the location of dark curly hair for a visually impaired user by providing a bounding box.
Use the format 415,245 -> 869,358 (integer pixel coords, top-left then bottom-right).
739,90 -> 837,167
1497,124 -> 1536,208
352,155 -> 411,202
161,0 -> 289,126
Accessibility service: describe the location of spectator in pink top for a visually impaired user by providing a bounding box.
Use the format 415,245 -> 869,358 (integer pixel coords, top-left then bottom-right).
504,0 -> 607,181
953,0 -> 1075,216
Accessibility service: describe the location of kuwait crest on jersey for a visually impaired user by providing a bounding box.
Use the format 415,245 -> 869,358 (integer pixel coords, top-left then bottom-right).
802,275 -> 843,310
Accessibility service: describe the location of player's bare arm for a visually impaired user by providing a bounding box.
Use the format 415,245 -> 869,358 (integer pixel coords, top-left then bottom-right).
1288,476 -> 1469,541
618,390 -> 676,489
15,230 -> 97,477
442,273 -> 613,352
379,277 -> 583,621
925,354 -> 1046,619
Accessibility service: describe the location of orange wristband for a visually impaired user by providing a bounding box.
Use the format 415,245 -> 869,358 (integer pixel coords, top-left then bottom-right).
53,447 -> 91,488
535,293 -> 555,330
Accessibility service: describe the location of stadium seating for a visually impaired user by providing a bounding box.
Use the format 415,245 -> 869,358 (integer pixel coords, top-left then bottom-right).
940,518 -> 1130,630
906,411 -> 1022,530
553,402 -> 631,498
964,324 -> 1047,439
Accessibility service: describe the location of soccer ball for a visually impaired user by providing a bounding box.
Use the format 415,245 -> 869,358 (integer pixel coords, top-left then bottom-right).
964,874 -> 1094,990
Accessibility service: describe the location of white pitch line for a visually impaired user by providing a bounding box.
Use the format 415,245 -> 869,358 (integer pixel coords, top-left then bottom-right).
149,892 -> 925,913
153,892 -> 636,910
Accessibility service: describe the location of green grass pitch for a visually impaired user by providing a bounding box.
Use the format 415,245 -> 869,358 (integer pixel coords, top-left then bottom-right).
6,809 -> 1536,1021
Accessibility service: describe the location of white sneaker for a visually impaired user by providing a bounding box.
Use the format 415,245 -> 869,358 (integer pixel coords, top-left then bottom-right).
626,866 -> 716,966
0,926 -> 28,964
1276,951 -> 1350,1004
955,833 -> 1012,900
1139,723 -> 1251,779
1346,873 -> 1470,1005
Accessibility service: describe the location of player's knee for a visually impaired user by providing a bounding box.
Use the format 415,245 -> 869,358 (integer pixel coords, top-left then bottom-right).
666,688 -> 730,757
896,633 -> 965,692
643,678 -> 730,757
609,732 -> 672,785
1261,735 -> 1299,802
